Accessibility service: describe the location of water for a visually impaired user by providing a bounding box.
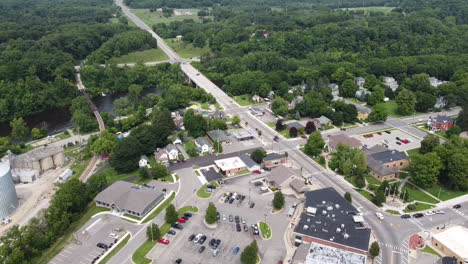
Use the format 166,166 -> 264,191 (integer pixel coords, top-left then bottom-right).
0,87 -> 160,137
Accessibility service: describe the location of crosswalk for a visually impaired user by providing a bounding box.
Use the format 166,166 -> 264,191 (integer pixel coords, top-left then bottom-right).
374,238 -> 409,264
452,208 -> 468,220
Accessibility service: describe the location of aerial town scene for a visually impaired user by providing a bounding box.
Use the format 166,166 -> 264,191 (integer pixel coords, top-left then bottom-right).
0,0 -> 467,264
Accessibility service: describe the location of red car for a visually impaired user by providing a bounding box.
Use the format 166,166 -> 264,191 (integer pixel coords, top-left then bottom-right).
157,238 -> 170,244
368,134 -> 374,138
177,218 -> 187,223
377,132 -> 382,135
301,135 -> 307,139
401,140 -> 409,144
252,170 -> 261,174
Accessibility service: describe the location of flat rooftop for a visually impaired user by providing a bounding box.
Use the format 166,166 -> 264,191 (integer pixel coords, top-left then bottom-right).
304,242 -> 366,264
433,225 -> 468,260
214,157 -> 247,171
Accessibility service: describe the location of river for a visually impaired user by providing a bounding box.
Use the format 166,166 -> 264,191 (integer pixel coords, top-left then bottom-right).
0,88 -> 160,137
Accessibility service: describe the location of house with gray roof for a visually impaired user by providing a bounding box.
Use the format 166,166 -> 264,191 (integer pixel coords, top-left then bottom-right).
195,137 -> 213,154
284,121 -> 305,131
264,152 -> 289,168
239,153 -> 260,172
207,129 -> 230,143
165,144 -> 179,160
95,181 -> 166,217
267,165 -> 299,188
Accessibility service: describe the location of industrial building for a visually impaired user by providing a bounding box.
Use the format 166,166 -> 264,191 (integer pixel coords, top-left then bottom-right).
0,161 -> 19,220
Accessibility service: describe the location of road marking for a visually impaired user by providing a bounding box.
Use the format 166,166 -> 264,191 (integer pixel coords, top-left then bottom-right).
85,218 -> 102,231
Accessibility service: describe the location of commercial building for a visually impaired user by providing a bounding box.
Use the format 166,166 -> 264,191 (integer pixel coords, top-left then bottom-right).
264,152 -> 289,168
214,157 -> 247,176
327,134 -> 362,152
432,225 -> 468,264
207,129 -> 230,143
365,146 -> 409,181
428,116 -> 456,132
267,165 -> 300,188
95,181 -> 166,218
232,129 -> 255,141
0,161 -> 19,220
293,188 -> 370,264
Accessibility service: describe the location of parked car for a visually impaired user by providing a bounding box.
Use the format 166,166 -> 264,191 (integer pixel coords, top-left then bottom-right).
184,213 -> 193,218
375,212 -> 384,219
209,238 -> 215,247
229,215 -> 234,222
250,202 -> 256,208
157,238 -> 170,244
235,216 -> 240,223
396,137 -> 401,140
97,243 -> 108,249
171,223 -> 183,229
199,235 -> 207,244
175,259 -> 183,264
377,132 -> 382,135
435,210 -> 445,214
212,239 -> 221,249
177,218 -> 186,223
193,234 -> 202,243
216,212 -> 220,220
301,135 -> 307,139
222,214 -> 226,221
233,247 -> 240,255
241,217 -> 246,224
109,233 -> 119,239
252,224 -> 260,235
229,198 -> 235,204
453,204 -> 462,209
425,211 -> 436,216
385,130 -> 391,134
199,246 -> 206,253
413,213 -> 424,218
188,234 -> 195,241
212,248 -> 220,257
273,136 -> 279,142
396,141 -> 402,145
243,224 -> 249,232
401,214 -> 411,219
253,170 -> 261,174
168,230 -> 176,235
236,223 -> 242,232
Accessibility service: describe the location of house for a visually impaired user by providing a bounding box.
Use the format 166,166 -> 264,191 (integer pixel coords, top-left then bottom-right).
139,155 -> 149,168
292,188 -> 370,264
355,88 -> 370,101
176,35 -> 183,41
312,115 -> 332,130
429,77 -> 448,87
239,153 -> 261,172
207,129 -> 230,143
434,96 -> 447,109
165,144 -> 179,160
214,157 -> 247,176
252,94 -> 263,103
428,116 -> 456,132
267,165 -> 299,188
268,91 -> 275,99
155,149 -> 169,164
329,83 -> 339,91
284,121 -> 305,132
356,105 -> 371,120
288,96 -> 304,110
195,137 -> 213,154
383,76 -> 399,92
264,152 -> 289,168
355,77 -> 366,87
95,181 -> 165,218
431,225 -> 468,264
327,134 -> 362,152
173,137 -> 182,145
365,146 -> 409,181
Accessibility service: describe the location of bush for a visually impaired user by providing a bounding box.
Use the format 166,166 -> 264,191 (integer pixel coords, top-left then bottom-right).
272,191 -> 285,210
205,202 -> 217,224
406,203 -> 416,211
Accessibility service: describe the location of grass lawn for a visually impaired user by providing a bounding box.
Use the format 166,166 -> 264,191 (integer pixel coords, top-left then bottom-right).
131,8 -> 210,25
34,203 -> 109,264
133,177 -> 153,185
178,206 -> 198,217
55,132 -> 71,140
233,95 -> 254,106
385,209 -> 401,215
110,49 -> 168,64
403,184 -> 439,204
142,192 -> 176,223
96,167 -> 139,185
403,202 -> 435,213
357,189 -> 374,203
158,173 -> 175,183
259,222 -> 272,239
345,176 -> 360,188
100,234 -> 131,264
345,97 -> 365,105
406,148 -> 420,157
380,101 -> 424,118
124,214 -> 142,221
365,176 -> 382,186
424,185 -> 467,201
166,39 -> 209,59
421,245 -> 442,258
197,184 -> 213,198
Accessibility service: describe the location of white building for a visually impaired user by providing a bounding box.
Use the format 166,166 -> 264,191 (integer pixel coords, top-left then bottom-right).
139,155 -> 149,168
214,157 -> 247,176
195,137 -> 213,154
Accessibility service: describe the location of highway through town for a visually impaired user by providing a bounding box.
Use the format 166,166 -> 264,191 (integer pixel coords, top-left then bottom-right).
112,1 -> 466,263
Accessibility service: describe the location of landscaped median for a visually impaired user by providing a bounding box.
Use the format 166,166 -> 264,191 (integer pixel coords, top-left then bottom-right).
259,222 -> 272,239
196,181 -> 220,198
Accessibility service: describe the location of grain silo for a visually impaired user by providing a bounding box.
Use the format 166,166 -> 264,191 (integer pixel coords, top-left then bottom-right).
0,161 -> 19,220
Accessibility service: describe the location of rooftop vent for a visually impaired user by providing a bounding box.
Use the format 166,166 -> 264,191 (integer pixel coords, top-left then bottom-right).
344,233 -> 349,240
335,204 -> 340,209
336,228 -> 341,233
341,224 -> 345,229
331,214 -> 335,218
327,206 -> 333,211
322,201 -> 326,204
322,210 -> 327,215
303,225 -> 309,230
307,218 -> 310,222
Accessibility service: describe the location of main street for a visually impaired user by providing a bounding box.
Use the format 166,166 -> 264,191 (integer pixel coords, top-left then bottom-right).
112,1 -> 465,263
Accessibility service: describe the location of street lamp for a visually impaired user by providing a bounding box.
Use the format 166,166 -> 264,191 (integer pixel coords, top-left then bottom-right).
249,188 -> 251,204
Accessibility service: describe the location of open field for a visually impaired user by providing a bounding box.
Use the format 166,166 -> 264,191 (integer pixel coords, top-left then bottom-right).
110,49 -> 168,64
166,39 -> 209,59
131,9 -> 210,25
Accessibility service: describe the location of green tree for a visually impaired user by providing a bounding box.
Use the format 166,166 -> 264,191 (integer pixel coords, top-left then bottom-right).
409,153 -> 442,188
355,176 -> 366,189
420,134 -> 439,154
209,118 -> 227,130
415,91 -> 436,112
271,96 -> 289,116
369,103 -> 388,122
251,149 -> 264,164
213,140 -> 223,153
185,141 -> 199,157
128,84 -> 143,107
92,130 -> 117,155
232,115 -> 241,126
447,153 -> 468,191
457,105 -> 468,131
372,190 -> 386,206
138,167 -> 150,181
151,163 -> 170,179
446,125 -> 462,138
366,87 -> 385,106
205,202 -> 217,224
241,240 -> 259,264
146,223 -> 161,241
109,137 -> 143,173
272,191 -> 285,210
304,131 -> 324,157
275,119 -> 284,131
184,110 -> 208,137
289,127 -> 298,138
344,192 -> 352,203
10,117 -> 29,140
339,79 -> 358,98
305,121 -> 316,134
165,204 -> 178,224
369,241 -> 380,262
31,128 -> 45,140
395,89 -> 417,115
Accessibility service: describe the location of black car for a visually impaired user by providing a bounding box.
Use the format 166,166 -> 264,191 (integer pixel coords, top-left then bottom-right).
236,195 -> 241,200
168,230 -> 176,235
235,216 -> 240,223
207,184 -> 216,189
229,198 -> 235,204
199,235 -> 207,244
198,246 -> 206,253
172,223 -> 183,229
236,223 -> 242,232
413,213 -> 424,218
216,212 -> 220,220
240,195 -> 245,201
212,239 -> 221,249
97,243 -> 108,249
396,142 -> 402,145
264,167 -> 271,171
182,216 -> 190,220
243,224 -> 248,232
224,196 -> 231,203
254,182 -> 263,186
385,130 -> 391,134
401,214 -> 411,219
396,137 -> 401,140
188,234 -> 195,241
453,204 -> 462,209
209,238 -> 216,247
175,259 -> 183,264
250,202 -> 256,208
184,212 -> 193,218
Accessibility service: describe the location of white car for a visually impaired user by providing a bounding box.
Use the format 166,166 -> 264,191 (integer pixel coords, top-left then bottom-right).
241,217 -> 246,224
222,214 -> 226,221
193,233 -> 203,243
425,211 -> 436,216
110,233 -> 119,239
435,210 -> 445,214
375,212 -> 384,220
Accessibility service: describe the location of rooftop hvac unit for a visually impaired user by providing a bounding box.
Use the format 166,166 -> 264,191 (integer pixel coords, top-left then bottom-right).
336,228 -> 341,233
322,210 -> 327,215
327,206 -> 333,211
335,204 -> 340,209
322,201 -> 326,204
331,214 -> 335,218
303,225 -> 309,230
341,224 -> 345,229
344,233 -> 349,240
307,218 -> 310,222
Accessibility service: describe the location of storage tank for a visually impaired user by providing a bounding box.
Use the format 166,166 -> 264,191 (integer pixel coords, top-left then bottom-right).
53,152 -> 65,167
40,156 -> 54,171
0,162 -> 19,220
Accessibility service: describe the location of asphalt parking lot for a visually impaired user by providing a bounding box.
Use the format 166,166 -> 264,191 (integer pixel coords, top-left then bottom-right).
148,174 -> 295,264
50,214 -> 139,264
356,129 -> 421,152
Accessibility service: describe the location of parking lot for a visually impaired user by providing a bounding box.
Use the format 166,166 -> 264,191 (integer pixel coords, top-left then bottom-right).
50,214 -> 140,264
356,129 -> 421,152
147,174 -> 295,264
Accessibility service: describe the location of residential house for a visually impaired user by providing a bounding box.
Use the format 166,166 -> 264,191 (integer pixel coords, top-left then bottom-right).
139,155 -> 149,168
239,153 -> 261,172
356,105 -> 371,120
207,129 -> 230,143
284,121 -> 305,132
214,157 -> 247,176
195,137 -> 213,154
355,88 -> 370,101
95,181 -> 165,218
313,116 -> 332,130
434,96 -> 447,109
252,94 -> 263,103
355,77 -> 366,87
165,144 -> 179,161
173,137 -> 182,145
329,83 -> 339,91
429,77 -> 448,87
364,146 -> 409,181
155,149 -> 169,164
264,153 -> 289,168
428,116 -> 456,132
383,76 -> 399,92
327,134 -> 362,152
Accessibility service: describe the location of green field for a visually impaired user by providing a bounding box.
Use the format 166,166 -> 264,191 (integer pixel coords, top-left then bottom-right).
357,189 -> 375,203
385,210 -> 401,215
233,95 -> 254,106
403,202 -> 435,213
406,148 -> 420,157
166,39 -> 209,59
403,184 -> 439,204
421,245 -> 442,257
380,101 -> 423,118
131,8 -> 210,26
110,49 -> 168,64
365,176 -> 382,186
259,222 -> 272,239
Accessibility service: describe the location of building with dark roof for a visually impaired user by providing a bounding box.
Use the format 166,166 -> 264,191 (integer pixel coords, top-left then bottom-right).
239,153 -> 260,172
284,121 -> 305,131
293,188 -> 371,260
264,152 -> 289,168
366,148 -> 409,182
201,167 -> 223,182
428,115 -> 456,132
267,165 -> 299,188
207,129 -> 230,143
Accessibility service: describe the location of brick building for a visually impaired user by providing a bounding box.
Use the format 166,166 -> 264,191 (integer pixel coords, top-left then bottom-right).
263,153 -> 289,168
428,116 -> 456,132
365,145 -> 409,182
